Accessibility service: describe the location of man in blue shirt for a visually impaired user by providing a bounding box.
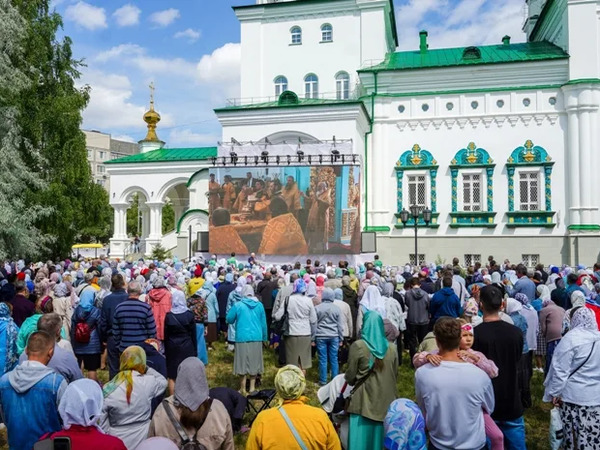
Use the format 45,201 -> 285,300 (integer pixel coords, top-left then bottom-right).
429,276 -> 461,326
505,264 -> 536,302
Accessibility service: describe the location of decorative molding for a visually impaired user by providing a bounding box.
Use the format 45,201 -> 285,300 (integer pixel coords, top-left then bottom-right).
394,113 -> 559,131
395,144 -> 439,215
449,211 -> 497,228
449,142 -> 495,214
364,226 -> 391,232
506,211 -> 556,228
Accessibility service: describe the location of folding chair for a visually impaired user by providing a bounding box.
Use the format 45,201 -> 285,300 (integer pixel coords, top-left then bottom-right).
246,389 -> 276,425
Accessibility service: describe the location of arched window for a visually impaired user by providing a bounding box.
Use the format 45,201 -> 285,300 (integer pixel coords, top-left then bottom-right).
304,74 -> 318,99
336,72 -> 350,100
274,76 -> 288,97
321,24 -> 333,42
290,26 -> 302,45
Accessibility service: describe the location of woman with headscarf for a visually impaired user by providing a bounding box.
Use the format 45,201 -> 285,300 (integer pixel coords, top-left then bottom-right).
94,275 -> 112,310
147,277 -> 172,342
38,379 -> 127,449
225,277 -> 247,349
562,290 -> 587,335
70,289 -> 102,382
536,284 -> 552,311
383,399 -> 426,450
186,283 -> 209,366
345,310 -> 398,450
539,294 -> 566,377
148,357 -> 234,449
197,280 -> 219,351
356,285 -> 387,334
506,298 -> 532,408
226,284 -> 267,395
544,307 -> 600,450
246,365 -> 341,450
0,303 -> 19,376
164,290 -> 197,396
274,278 -> 317,372
52,282 -> 74,339
101,346 -> 168,449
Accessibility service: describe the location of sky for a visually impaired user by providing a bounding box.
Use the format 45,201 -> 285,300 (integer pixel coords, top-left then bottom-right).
51,0 -> 528,147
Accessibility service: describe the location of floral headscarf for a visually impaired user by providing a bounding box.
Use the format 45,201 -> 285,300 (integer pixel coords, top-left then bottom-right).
571,290 -> 586,309
571,307 -> 598,331
463,298 -> 479,317
293,278 -> 307,294
275,365 -> 306,406
103,346 -> 147,404
384,398 -> 427,450
514,293 -> 530,307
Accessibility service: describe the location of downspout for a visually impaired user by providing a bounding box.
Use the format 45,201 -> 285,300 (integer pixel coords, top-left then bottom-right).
363,71 -> 378,230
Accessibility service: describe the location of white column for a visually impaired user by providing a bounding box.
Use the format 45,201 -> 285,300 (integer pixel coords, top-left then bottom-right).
109,203 -> 130,258
564,89 -> 581,226
147,202 -> 164,239
579,107 -> 592,224
139,204 -> 150,239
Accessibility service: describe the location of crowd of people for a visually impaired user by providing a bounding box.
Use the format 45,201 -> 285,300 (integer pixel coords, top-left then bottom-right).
0,253 -> 598,449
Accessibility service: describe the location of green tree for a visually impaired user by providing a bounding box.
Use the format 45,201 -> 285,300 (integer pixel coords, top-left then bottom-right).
126,194 -> 139,237
11,0 -> 111,258
162,201 -> 175,234
0,0 -> 52,259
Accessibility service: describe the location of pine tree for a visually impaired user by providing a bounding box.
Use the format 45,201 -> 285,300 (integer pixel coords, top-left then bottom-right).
0,0 -> 52,259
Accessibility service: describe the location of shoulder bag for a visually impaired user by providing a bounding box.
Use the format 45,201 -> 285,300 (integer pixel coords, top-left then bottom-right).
272,297 -> 290,336
162,399 -> 212,450
279,406 -> 309,450
568,340 -> 597,379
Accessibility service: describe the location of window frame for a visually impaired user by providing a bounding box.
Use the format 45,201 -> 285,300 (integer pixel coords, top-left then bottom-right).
405,171 -> 429,212
335,72 -> 350,100
459,169 -> 485,212
321,24 -> 333,42
290,26 -> 302,45
516,168 -> 543,212
304,73 -> 319,99
274,75 -> 288,97
464,254 -> 481,267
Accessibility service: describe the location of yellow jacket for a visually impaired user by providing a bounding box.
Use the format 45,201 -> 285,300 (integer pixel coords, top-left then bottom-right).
246,400 -> 341,450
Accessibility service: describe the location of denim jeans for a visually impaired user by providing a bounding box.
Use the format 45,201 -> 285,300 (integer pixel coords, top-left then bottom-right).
316,337 -> 339,384
495,416 -> 526,450
545,339 -> 561,378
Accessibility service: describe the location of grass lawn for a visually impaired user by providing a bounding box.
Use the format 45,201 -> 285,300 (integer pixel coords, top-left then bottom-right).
0,341 -> 551,449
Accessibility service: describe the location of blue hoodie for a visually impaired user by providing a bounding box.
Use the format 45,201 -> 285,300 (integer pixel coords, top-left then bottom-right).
429,287 -> 461,323
226,298 -> 268,343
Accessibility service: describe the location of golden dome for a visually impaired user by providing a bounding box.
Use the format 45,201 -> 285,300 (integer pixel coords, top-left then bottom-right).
142,82 -> 161,142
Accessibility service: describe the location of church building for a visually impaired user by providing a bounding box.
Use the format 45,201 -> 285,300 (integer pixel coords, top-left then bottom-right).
106,0 -> 600,266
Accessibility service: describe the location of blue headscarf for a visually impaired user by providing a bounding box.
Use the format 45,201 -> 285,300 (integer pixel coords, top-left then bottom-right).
384,399 -> 427,450
293,278 -> 307,294
79,289 -> 95,312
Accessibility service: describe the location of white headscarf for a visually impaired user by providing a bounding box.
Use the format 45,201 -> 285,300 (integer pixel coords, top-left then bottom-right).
171,289 -> 188,315
537,284 -> 551,302
58,379 -> 104,430
360,285 -> 387,318
505,298 -> 523,315
571,290 -> 586,309
235,276 -> 247,293
571,307 -> 598,331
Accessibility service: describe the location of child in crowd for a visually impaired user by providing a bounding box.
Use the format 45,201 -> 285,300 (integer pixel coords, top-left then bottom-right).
413,319 -> 504,450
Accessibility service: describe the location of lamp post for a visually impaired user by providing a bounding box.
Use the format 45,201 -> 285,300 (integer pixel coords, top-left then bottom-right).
400,205 -> 432,266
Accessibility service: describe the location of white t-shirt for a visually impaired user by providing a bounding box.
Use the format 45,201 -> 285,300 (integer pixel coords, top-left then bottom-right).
415,361 -> 494,450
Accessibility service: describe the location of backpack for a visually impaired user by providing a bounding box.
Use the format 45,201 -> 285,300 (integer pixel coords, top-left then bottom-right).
162,399 -> 211,450
75,320 -> 92,343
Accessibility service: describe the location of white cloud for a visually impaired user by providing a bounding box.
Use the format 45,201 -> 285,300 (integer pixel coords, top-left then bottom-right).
174,28 -> 201,43
395,0 -> 525,50
64,1 -> 107,30
197,43 -> 241,99
96,44 -> 196,78
112,134 -> 136,143
149,8 -> 180,27
113,4 -> 141,27
168,129 -> 219,146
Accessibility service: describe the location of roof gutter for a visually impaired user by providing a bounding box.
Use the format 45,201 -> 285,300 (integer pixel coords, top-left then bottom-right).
364,71 -> 378,231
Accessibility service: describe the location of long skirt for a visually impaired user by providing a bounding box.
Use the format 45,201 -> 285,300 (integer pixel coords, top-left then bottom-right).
206,322 -> 218,345
285,335 -> 312,369
233,341 -> 264,376
535,329 -> 547,356
348,414 -> 384,450
196,323 -> 208,365
560,402 -> 600,450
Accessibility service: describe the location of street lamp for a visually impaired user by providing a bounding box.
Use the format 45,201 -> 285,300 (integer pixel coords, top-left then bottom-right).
400,205 -> 432,266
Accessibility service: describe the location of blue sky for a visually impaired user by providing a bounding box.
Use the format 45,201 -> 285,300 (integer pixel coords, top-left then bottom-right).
52,0 -> 526,147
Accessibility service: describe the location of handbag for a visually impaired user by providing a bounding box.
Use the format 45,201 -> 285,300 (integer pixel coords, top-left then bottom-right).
279,406 -> 309,450
341,366 -> 376,413
272,297 -> 290,336
331,382 -> 348,414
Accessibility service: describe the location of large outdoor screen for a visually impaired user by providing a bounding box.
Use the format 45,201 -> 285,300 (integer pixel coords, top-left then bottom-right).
206,165 -> 361,256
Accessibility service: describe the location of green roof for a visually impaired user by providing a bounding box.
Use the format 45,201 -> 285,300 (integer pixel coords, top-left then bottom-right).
359,41 -> 569,73
105,147 -> 217,164
214,98 -> 367,113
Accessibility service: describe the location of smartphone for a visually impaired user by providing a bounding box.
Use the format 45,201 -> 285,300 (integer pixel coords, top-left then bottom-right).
54,438 -> 71,450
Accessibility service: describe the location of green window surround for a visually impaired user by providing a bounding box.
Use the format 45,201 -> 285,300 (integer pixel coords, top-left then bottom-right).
449,142 -> 496,228
506,140 -> 555,228
394,144 -> 439,229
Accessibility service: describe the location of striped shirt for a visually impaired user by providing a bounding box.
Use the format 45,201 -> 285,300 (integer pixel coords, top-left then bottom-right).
112,299 -> 157,352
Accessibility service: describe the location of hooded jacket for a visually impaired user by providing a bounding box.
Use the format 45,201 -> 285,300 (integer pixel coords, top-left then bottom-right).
226,298 -> 268,343
429,287 -> 462,323
404,287 -> 430,325
147,287 -> 172,340
0,361 -> 67,450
